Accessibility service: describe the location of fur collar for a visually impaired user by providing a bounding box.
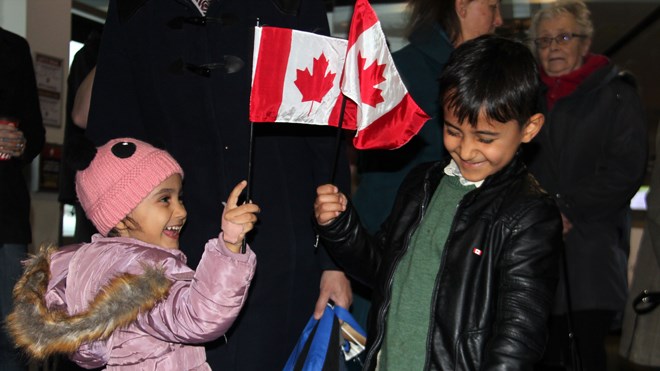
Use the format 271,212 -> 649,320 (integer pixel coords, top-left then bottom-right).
6,244 -> 172,360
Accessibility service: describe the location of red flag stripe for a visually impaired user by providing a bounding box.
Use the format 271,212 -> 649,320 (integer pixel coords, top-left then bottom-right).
328,95 -> 357,130
341,0 -> 429,149
346,0 -> 379,50
249,28 -> 292,122
353,94 -> 429,150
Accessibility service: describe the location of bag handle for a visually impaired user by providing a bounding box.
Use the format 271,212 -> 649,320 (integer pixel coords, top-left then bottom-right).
283,305 -> 368,371
633,290 -> 660,315
283,305 -> 335,371
302,305 -> 335,370
283,312 -> 321,370
334,306 -> 365,336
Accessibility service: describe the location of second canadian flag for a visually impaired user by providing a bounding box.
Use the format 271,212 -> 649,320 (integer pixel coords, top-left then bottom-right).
249,0 -> 429,150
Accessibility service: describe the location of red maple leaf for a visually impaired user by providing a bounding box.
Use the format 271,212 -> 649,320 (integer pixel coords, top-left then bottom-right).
357,52 -> 387,107
294,53 -> 336,113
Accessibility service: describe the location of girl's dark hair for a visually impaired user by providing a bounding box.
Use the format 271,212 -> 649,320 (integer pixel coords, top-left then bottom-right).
107,216 -> 139,237
406,0 -> 461,43
439,35 -> 540,128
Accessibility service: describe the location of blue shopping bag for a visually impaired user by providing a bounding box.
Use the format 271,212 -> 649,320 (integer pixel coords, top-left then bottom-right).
283,305 -> 366,371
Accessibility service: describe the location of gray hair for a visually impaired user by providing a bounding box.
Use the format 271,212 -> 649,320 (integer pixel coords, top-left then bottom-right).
528,0 -> 594,46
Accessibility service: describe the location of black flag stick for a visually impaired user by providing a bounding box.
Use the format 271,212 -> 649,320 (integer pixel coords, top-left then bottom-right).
241,120 -> 255,254
330,96 -> 348,183
314,95 -> 348,250
241,19 -> 260,254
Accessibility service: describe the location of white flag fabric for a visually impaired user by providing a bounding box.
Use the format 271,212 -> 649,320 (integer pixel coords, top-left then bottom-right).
250,26 -> 351,127
341,0 -> 429,149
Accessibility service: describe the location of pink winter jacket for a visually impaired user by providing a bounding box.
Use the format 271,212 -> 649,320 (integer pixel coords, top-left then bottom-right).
44,234 -> 256,370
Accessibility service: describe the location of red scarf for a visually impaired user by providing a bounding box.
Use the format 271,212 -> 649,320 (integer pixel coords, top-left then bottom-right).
540,54 -> 609,110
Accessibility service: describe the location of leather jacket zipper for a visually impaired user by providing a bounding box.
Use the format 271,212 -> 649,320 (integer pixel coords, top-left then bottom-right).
423,198 -> 464,369
364,177 -> 432,369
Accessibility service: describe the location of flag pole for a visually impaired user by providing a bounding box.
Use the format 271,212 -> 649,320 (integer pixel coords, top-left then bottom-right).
330,96 -> 348,184
241,120 -> 255,254
241,19 -> 260,254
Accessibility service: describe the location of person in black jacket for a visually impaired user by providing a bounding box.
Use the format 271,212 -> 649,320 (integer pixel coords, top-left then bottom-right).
0,27 -> 45,371
85,0 -> 352,369
314,35 -> 563,370
526,1 -> 647,370
59,30 -> 101,245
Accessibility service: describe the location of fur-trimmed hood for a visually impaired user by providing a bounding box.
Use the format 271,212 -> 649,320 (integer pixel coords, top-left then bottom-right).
6,244 -> 172,360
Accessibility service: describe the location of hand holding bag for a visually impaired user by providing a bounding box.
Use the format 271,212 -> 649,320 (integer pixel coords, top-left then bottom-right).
283,304 -> 366,371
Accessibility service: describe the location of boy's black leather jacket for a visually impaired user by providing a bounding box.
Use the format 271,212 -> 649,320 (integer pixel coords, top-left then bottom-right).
316,154 -> 562,370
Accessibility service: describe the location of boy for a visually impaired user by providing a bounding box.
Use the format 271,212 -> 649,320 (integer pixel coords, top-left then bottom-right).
313,35 -> 563,370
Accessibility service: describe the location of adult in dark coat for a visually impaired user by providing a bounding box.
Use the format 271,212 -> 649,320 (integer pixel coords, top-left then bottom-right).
59,30 -> 101,244
0,27 -> 45,371
619,125 -> 660,367
525,1 -> 647,369
86,0 -> 352,369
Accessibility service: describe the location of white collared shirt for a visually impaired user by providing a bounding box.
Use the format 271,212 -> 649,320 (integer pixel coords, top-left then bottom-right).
444,159 -> 484,188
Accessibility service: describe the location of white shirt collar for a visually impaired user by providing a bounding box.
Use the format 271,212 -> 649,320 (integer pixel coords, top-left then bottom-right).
444,159 -> 484,188
191,0 -> 210,15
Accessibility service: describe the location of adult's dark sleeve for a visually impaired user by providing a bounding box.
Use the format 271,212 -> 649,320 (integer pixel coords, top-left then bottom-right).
86,0 -> 147,145
14,33 -> 45,163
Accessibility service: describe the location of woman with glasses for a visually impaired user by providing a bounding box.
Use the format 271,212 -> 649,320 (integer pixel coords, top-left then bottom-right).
525,1 -> 647,370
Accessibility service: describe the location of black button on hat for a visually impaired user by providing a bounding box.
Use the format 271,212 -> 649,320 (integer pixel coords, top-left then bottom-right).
111,141 -> 137,158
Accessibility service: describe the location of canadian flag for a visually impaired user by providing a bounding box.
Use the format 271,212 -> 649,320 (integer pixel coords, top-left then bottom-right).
342,0 -> 429,150
249,26 -> 353,127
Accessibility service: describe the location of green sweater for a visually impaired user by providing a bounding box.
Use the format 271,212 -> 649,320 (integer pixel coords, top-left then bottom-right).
379,175 -> 474,370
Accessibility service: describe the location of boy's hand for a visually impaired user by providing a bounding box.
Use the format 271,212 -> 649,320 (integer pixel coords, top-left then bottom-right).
222,180 -> 260,253
314,184 -> 347,226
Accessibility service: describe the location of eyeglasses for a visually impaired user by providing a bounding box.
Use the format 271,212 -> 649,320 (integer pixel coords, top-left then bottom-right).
533,33 -> 587,49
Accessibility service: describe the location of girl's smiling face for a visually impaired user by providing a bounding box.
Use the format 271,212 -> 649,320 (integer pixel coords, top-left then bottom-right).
443,107 -> 543,182
116,174 -> 187,249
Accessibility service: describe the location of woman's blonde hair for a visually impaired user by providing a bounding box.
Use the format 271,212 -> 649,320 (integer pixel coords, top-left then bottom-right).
528,0 -> 594,48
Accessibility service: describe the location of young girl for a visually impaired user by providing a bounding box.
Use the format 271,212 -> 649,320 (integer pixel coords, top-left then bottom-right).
7,138 -> 259,370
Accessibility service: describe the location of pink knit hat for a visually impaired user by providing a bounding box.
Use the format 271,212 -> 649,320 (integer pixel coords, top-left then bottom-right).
76,138 -> 183,236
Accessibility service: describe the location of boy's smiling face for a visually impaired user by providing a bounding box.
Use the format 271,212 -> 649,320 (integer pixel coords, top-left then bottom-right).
116,174 -> 187,249
443,106 -> 543,182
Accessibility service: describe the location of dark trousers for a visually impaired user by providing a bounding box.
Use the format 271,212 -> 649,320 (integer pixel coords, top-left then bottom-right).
537,310 -> 617,371
0,243 -> 29,371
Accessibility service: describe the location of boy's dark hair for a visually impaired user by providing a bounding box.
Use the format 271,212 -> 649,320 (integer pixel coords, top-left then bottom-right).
439,35 -> 539,128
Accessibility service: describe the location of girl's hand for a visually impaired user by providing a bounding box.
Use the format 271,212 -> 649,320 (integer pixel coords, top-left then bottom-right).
314,184 -> 347,226
222,180 -> 260,253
